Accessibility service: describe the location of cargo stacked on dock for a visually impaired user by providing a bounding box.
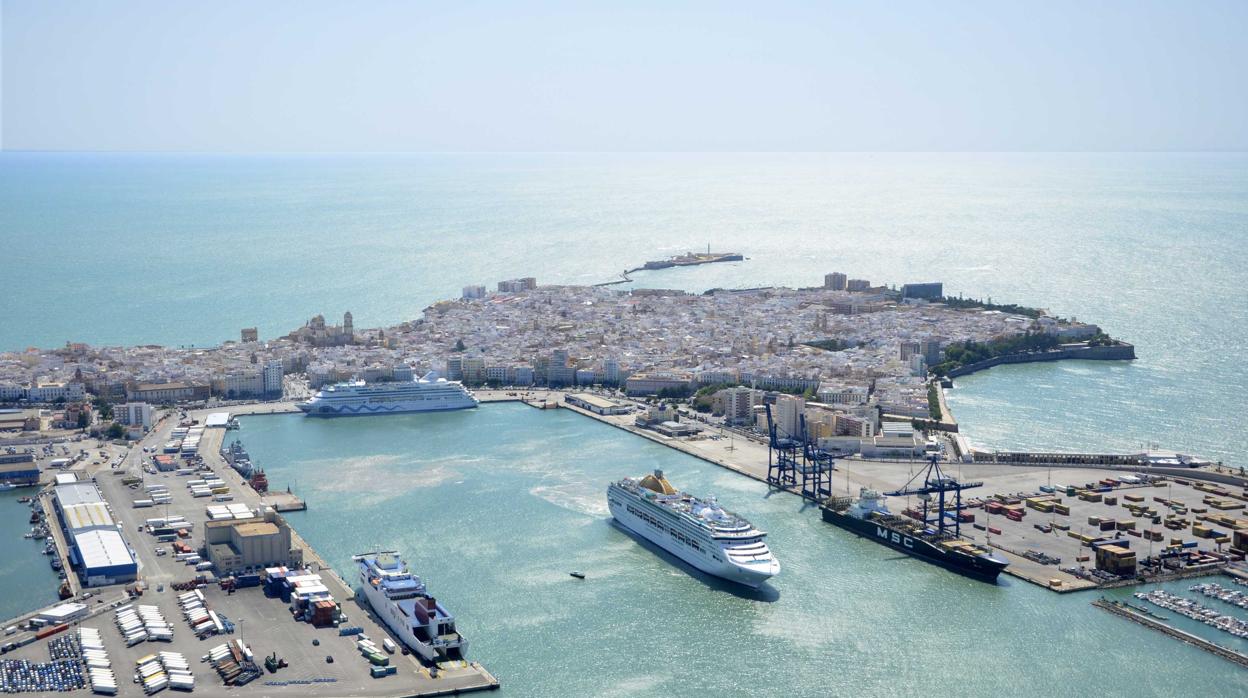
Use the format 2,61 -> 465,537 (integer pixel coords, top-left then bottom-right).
208,639 -> 262,686
261,567 -> 342,626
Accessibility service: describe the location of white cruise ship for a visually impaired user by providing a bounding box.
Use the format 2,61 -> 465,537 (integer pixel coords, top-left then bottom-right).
608,470 -> 780,588
297,373 -> 478,416
353,551 -> 467,661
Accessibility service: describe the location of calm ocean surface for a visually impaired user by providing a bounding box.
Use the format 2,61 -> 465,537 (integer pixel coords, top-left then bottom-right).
2,152 -> 1244,465
238,406 -> 1247,696
1,152 -> 1246,693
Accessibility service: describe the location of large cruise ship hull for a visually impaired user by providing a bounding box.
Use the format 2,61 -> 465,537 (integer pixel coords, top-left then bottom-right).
821,508 -> 1007,583
608,487 -> 774,588
299,401 -> 477,417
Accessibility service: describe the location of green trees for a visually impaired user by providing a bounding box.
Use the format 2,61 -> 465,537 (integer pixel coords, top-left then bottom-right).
939,296 -> 1043,318
105,423 -> 126,440
803,338 -> 850,352
928,383 -> 943,420
930,332 -> 1061,376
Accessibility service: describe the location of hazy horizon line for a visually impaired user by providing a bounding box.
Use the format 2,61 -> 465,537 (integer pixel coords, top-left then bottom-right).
3,148 -> 1247,156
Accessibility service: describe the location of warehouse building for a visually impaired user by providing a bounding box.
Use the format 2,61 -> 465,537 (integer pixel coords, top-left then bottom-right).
52,482 -> 138,587
564,393 -> 629,415
0,453 -> 40,485
73,529 -> 138,587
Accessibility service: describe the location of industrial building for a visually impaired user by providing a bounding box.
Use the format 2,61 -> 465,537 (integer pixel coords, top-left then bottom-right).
0,452 -> 40,485
205,511 -> 303,574
0,408 -> 47,432
564,393 -> 629,415
51,482 -> 138,587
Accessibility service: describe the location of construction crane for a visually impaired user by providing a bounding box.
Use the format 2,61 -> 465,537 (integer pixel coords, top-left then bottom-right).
764,402 -> 798,490
886,454 -> 982,537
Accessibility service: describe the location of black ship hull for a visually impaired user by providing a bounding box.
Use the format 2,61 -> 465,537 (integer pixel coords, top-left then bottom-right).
821,507 -> 1008,583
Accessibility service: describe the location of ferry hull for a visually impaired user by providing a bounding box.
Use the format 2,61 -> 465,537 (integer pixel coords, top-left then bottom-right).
356,570 -> 467,662
821,507 -> 1007,583
608,488 -> 776,588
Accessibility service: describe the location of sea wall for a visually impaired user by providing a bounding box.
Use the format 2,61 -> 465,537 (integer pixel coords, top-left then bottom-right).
946,343 -> 1136,379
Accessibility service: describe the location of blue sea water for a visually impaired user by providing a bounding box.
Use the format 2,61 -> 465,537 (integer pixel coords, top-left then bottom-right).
238,406 -> 1247,697
2,152 -> 1247,694
2,152 -> 1244,466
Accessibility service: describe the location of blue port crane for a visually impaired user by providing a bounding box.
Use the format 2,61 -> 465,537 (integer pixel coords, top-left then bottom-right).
797,414 -> 836,502
885,455 -> 982,537
764,402 -> 799,490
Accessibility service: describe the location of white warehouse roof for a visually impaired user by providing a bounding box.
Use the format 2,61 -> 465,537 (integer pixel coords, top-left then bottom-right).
204,412 -> 231,428
55,482 -> 103,507
75,529 -> 136,571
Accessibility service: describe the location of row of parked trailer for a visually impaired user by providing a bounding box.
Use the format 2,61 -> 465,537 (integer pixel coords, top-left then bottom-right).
78,627 -> 117,695
133,483 -> 173,508
136,651 -> 194,693
187,476 -> 228,500
177,590 -> 230,640
115,604 -> 173,646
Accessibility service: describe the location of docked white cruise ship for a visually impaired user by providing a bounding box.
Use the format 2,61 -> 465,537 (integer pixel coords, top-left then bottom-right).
297,373 -> 478,416
607,470 -> 780,588
353,551 -> 467,661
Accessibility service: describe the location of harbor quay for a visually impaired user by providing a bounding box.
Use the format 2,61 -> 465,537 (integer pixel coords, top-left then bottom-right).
0,408 -> 499,696
471,390 -> 1246,594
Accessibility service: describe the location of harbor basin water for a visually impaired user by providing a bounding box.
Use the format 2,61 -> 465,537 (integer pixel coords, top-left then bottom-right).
239,405 -> 1246,697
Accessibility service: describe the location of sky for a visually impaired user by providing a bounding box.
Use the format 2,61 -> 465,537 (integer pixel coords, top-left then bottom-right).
2,0 -> 1246,152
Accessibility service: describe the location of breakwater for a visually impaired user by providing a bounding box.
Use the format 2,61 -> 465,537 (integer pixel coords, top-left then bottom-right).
946,343 -> 1136,378
1092,598 -> 1248,669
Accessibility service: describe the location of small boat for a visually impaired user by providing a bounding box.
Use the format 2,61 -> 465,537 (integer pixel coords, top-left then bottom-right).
0,483 -> 16,492
569,571 -> 586,579
58,581 -> 72,599
17,497 -> 30,504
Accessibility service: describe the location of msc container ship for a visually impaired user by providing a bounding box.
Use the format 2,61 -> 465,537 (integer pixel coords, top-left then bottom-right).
821,487 -> 1008,582
297,373 -> 478,416
353,551 -> 467,661
608,470 -> 779,588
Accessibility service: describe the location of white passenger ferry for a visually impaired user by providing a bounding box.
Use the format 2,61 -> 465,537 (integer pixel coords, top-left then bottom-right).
353,551 -> 467,661
607,470 -> 780,588
297,373 -> 478,416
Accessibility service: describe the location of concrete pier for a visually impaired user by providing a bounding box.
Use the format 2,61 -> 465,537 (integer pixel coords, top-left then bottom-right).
1093,598 -> 1248,669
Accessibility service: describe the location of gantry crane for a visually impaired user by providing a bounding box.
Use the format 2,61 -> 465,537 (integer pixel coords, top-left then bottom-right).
886,455 -> 982,537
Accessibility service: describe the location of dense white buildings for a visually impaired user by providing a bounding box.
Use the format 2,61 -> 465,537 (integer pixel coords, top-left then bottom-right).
2,278 -> 1097,430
